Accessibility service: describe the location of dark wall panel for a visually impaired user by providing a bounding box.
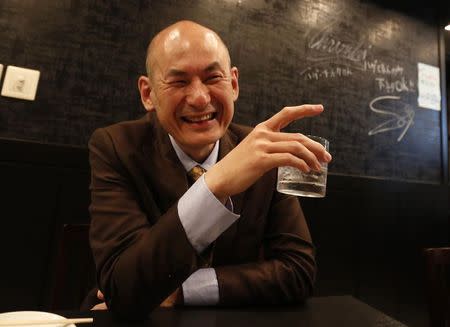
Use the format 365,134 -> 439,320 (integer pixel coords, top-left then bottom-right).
0,140 -> 90,310
0,163 -> 59,310
302,178 -> 449,327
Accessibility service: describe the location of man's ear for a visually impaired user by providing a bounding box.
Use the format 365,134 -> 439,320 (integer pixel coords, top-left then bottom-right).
138,75 -> 155,112
230,67 -> 239,101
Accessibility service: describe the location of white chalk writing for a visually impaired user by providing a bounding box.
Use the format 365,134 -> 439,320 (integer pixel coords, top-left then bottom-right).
302,16 -> 417,143
375,77 -> 415,93
307,22 -> 372,63
368,95 -> 415,142
363,60 -> 404,76
303,66 -> 353,80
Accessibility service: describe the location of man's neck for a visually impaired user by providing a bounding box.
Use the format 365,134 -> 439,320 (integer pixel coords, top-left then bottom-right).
184,146 -> 214,163
168,135 -> 219,170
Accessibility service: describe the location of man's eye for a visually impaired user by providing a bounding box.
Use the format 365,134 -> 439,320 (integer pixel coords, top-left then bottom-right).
170,80 -> 187,86
205,75 -> 223,83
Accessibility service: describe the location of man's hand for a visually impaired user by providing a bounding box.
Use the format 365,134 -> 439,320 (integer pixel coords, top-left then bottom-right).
205,104 -> 332,200
91,290 -> 107,310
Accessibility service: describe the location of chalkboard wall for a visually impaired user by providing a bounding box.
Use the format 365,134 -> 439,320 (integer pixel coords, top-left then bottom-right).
0,0 -> 444,183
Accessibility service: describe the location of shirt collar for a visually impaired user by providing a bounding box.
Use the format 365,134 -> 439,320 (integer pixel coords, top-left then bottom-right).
168,135 -> 219,172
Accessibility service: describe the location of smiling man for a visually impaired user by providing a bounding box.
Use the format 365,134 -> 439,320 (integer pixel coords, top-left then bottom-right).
87,20 -> 331,319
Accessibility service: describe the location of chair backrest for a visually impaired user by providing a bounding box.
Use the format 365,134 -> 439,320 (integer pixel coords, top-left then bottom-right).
50,224 -> 96,310
423,247 -> 450,327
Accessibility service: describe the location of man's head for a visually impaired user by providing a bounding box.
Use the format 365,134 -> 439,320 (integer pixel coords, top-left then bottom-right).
138,20 -> 239,162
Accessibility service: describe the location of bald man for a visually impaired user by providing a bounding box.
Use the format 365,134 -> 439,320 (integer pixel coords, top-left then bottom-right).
87,20 -> 331,319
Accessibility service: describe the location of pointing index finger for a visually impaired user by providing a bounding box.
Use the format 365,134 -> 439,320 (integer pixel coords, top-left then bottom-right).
263,104 -> 324,131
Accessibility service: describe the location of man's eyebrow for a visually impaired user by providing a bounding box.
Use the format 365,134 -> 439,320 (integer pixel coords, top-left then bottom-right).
165,69 -> 188,78
204,61 -> 224,72
165,62 -> 225,79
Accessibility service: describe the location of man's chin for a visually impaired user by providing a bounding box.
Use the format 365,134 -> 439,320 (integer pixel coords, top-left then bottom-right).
187,138 -> 220,149
179,133 -> 221,149
183,129 -> 223,143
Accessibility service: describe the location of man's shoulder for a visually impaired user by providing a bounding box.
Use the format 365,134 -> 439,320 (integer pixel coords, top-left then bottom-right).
90,114 -> 152,146
103,114 -> 150,135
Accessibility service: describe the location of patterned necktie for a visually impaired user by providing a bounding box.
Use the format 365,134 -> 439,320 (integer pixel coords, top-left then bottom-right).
187,165 -> 206,184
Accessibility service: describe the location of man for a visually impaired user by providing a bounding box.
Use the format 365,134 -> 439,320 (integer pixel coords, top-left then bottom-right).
87,20 -> 331,319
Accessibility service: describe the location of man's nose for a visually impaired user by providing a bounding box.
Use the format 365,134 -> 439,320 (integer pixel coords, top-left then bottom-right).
186,79 -> 210,109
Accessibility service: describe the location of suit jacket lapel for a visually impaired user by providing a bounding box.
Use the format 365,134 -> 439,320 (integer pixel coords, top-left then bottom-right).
140,113 -> 189,215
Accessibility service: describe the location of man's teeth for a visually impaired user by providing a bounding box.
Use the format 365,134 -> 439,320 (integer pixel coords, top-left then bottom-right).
186,113 -> 213,122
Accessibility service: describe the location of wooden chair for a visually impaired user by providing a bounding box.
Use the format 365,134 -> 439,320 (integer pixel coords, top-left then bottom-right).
50,224 -> 96,310
423,247 -> 450,327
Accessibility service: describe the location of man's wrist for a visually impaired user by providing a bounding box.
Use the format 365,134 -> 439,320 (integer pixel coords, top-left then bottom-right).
204,170 -> 227,203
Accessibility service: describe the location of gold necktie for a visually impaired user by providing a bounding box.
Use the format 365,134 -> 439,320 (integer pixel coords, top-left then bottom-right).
187,165 -> 206,184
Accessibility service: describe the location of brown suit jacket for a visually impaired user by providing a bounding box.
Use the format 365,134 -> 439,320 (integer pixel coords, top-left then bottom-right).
88,112 -> 316,319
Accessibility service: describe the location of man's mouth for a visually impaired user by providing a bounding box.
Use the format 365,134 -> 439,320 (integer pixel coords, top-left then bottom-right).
182,112 -> 217,123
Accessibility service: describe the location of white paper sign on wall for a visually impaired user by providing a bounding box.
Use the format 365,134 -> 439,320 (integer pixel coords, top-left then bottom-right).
417,62 -> 441,111
1,65 -> 40,101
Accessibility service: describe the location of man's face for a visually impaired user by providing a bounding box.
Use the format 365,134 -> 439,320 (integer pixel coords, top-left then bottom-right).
145,27 -> 239,161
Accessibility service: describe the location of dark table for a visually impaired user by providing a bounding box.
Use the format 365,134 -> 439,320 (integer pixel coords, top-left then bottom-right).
61,296 -> 408,327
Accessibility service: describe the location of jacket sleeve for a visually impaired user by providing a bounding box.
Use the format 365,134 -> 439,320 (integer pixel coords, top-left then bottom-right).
215,187 -> 316,305
88,128 -> 203,319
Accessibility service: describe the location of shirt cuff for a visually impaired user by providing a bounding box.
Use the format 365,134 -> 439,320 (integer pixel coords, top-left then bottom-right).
182,268 -> 219,305
178,175 -> 240,253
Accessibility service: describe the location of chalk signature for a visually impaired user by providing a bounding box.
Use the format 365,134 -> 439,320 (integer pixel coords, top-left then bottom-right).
301,16 -> 373,77
306,15 -> 372,64
368,95 -> 415,142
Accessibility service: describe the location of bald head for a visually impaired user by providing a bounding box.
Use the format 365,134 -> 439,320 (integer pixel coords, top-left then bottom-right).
145,21 -> 231,78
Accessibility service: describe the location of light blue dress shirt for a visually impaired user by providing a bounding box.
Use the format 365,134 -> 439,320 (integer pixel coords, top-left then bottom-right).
168,135 -> 240,305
